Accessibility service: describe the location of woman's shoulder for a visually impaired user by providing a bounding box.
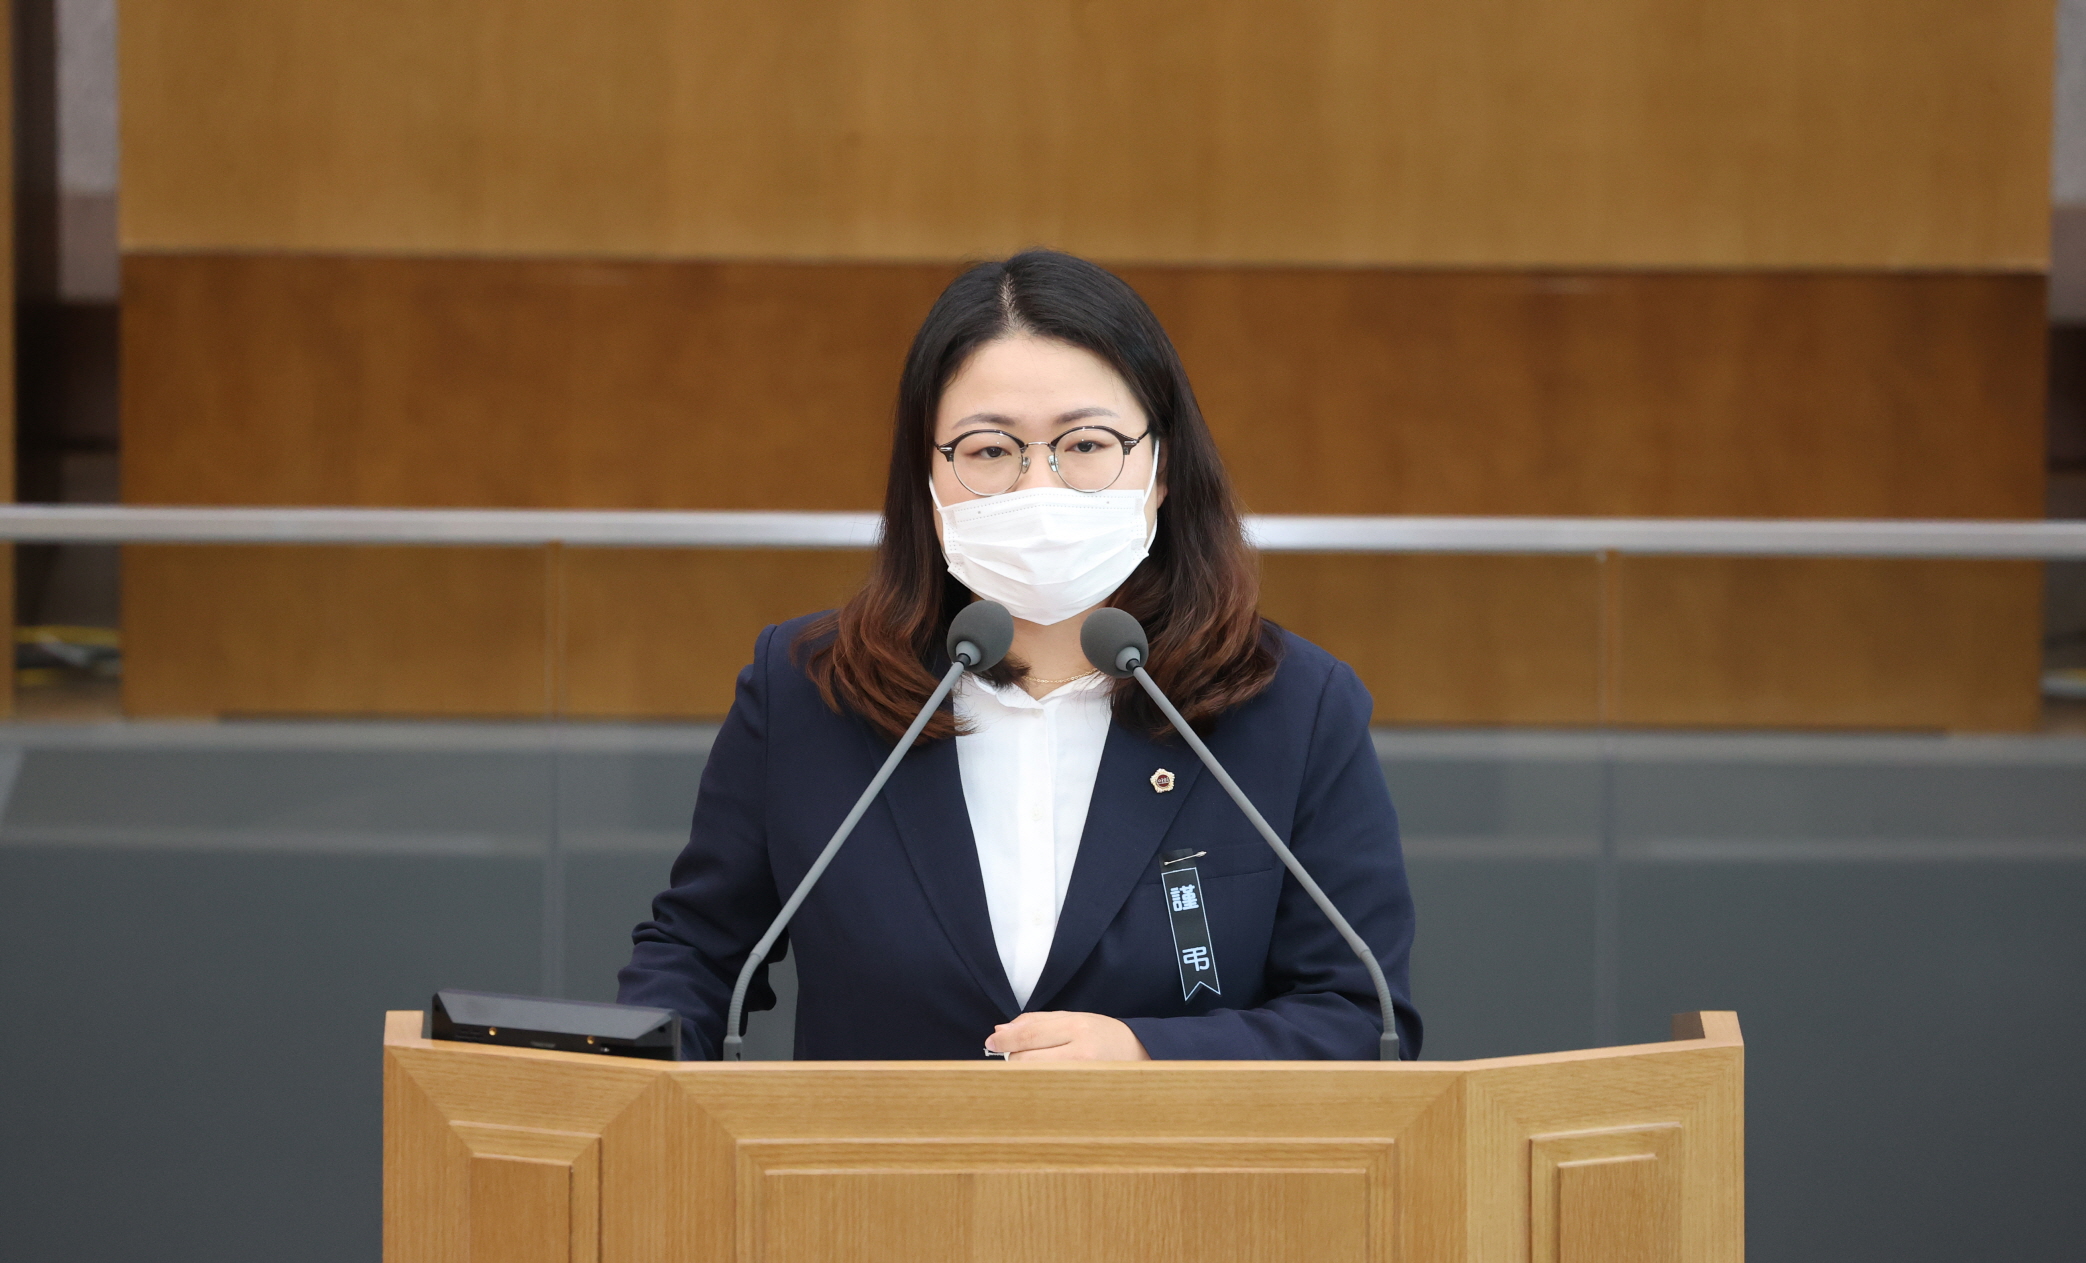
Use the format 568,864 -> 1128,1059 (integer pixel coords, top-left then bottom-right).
740,610 -> 844,709
761,610 -> 838,659
1263,621 -> 1357,688
1241,621 -> 1372,722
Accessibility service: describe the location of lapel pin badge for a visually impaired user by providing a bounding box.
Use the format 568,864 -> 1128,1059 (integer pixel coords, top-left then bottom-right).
1150,768 -> 1176,793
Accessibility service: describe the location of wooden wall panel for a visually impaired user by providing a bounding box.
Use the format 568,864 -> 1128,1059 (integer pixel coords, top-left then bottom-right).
1258,554 -> 1603,727
113,0 -> 2054,729
560,549 -> 872,718
119,548 -> 2044,731
119,547 -> 872,722
117,257 -> 2049,729
124,257 -> 2046,519
1132,268 -> 2048,519
121,0 -> 2051,269
1611,557 -> 2045,730
121,255 -> 957,510
122,546 -> 553,717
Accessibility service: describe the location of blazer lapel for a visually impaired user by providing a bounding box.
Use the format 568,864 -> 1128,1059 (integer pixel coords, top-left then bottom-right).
1024,720 -> 1202,1011
880,732 -> 1023,1020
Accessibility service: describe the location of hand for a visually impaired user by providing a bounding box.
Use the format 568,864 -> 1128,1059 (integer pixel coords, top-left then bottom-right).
985,1011 -> 1152,1062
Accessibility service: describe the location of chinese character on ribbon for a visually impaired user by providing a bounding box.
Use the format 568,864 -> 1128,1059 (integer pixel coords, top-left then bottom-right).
1180,946 -> 1211,971
1169,884 -> 1200,912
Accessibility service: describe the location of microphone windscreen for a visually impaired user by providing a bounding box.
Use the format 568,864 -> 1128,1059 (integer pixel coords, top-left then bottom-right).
947,601 -> 1015,670
1080,607 -> 1149,677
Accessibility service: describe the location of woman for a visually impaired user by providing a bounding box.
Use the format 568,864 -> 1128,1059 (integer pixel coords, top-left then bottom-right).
619,250 -> 1421,1061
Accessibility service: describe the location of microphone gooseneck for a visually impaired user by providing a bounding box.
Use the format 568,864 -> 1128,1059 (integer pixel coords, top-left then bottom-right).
1080,607 -> 1401,1061
721,600 -> 1014,1060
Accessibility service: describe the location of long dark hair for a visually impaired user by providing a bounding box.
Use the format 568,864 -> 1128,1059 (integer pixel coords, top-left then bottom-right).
798,249 -> 1279,741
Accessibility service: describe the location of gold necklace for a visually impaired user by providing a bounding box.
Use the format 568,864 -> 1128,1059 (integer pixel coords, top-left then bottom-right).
1024,669 -> 1099,687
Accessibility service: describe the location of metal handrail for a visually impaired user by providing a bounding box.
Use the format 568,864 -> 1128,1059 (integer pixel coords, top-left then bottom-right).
0,504 -> 2081,558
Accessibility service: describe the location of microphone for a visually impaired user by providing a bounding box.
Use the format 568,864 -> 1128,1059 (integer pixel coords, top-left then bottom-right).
1081,608 -> 1401,1061
720,600 -> 1015,1061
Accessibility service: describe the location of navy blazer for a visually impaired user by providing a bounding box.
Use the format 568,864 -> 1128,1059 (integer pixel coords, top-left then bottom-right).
618,613 -> 1422,1061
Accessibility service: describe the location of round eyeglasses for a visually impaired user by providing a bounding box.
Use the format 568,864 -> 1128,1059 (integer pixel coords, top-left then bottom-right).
933,425 -> 1149,496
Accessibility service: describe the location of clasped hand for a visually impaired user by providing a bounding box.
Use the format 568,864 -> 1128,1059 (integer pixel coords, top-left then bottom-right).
984,1011 -> 1151,1061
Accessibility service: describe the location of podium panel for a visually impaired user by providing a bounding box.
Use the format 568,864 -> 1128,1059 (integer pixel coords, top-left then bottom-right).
1532,1125 -> 1681,1263
756,1161 -> 1374,1263
383,1010 -> 1741,1263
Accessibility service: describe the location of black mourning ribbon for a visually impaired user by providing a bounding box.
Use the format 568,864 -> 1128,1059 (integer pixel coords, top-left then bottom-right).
1160,847 -> 1220,1001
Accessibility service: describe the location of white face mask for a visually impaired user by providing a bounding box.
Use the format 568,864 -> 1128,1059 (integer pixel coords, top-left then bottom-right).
933,439 -> 1160,626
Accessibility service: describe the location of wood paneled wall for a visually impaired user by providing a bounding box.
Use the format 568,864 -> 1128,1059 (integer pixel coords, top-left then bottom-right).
122,547 -> 2043,729
120,256 -> 2047,728
124,256 -> 2045,518
120,256 -> 956,509
1137,268 -> 2046,519
560,549 -> 873,718
1608,557 -> 2043,730
123,546 -> 557,717
122,0 -> 2050,268
115,1 -> 2055,729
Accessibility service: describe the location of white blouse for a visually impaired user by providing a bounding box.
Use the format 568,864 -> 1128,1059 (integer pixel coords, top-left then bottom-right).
952,671 -> 1114,1007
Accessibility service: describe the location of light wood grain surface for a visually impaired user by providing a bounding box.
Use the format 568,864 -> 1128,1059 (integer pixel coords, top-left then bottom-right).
382,1009 -> 1744,1263
123,0 -> 2050,267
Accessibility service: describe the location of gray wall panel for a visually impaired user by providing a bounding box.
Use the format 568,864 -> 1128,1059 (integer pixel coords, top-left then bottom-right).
1402,858 -> 1601,1059
564,852 -> 675,1003
0,847 -> 543,1263
4,746 -> 559,841
1620,861 -> 2086,1263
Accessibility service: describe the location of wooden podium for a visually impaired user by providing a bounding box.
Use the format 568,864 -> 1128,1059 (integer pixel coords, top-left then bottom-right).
383,1009 -> 1742,1262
